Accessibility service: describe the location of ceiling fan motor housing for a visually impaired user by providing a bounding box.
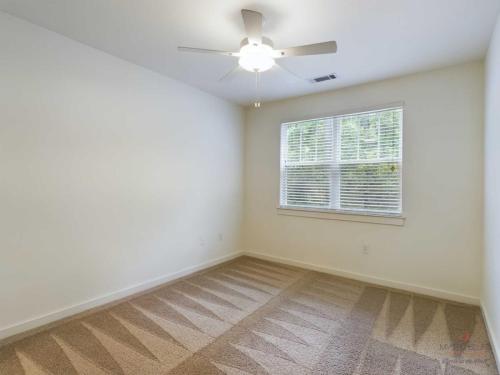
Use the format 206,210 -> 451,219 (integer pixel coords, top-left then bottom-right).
240,36 -> 274,49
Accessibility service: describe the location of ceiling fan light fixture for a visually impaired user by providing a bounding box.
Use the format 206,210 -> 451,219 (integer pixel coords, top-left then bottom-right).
238,43 -> 275,72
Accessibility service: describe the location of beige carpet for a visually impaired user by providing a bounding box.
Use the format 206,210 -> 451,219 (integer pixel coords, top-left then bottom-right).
0,256 -> 497,375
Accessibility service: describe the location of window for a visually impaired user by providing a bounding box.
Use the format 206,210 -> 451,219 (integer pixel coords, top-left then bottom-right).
280,107 -> 403,216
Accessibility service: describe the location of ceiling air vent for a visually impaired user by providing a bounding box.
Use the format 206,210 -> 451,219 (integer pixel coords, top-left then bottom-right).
311,74 -> 337,83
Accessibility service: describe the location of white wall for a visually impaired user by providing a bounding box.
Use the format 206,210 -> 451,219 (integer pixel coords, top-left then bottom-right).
483,14 -> 500,362
243,62 -> 484,303
0,12 -> 243,338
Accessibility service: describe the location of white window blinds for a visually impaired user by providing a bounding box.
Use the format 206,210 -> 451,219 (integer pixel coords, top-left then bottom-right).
280,107 -> 403,215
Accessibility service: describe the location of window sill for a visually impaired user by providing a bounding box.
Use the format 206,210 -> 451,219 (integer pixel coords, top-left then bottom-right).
277,207 -> 406,226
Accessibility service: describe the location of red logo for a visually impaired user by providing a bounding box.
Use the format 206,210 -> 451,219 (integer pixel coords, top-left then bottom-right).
462,331 -> 471,343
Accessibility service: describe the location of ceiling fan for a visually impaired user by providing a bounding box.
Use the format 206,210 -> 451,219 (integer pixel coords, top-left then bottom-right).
178,9 -> 337,107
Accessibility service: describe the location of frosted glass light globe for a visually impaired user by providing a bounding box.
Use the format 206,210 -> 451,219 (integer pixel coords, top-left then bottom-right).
238,43 -> 275,72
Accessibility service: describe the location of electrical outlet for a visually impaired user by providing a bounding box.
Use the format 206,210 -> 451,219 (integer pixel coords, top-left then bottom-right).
218,233 -> 223,241
362,244 -> 369,255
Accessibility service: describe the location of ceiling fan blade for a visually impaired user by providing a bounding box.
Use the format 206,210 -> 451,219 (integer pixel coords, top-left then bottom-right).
274,62 -> 306,81
178,46 -> 238,57
275,41 -> 337,58
218,65 -> 243,82
241,9 -> 263,44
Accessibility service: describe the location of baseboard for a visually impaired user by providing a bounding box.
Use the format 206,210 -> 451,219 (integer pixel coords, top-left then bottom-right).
0,251 -> 243,343
244,251 -> 480,305
481,303 -> 500,371
0,250 -> 482,344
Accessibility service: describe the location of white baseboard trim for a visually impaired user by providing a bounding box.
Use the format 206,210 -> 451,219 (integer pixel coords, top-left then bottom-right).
244,251 -> 480,305
481,303 -> 500,371
0,251 -> 243,342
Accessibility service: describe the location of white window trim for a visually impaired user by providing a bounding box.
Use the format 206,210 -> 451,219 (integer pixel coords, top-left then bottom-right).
276,206 -> 406,226
277,103 -> 405,225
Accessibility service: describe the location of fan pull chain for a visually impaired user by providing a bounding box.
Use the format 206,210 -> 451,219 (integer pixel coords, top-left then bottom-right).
254,71 -> 261,108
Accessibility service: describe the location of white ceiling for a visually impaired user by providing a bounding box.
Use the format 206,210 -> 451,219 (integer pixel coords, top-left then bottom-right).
1,0 -> 499,106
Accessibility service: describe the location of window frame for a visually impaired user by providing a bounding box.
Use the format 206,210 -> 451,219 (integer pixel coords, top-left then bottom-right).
278,104 -> 405,223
